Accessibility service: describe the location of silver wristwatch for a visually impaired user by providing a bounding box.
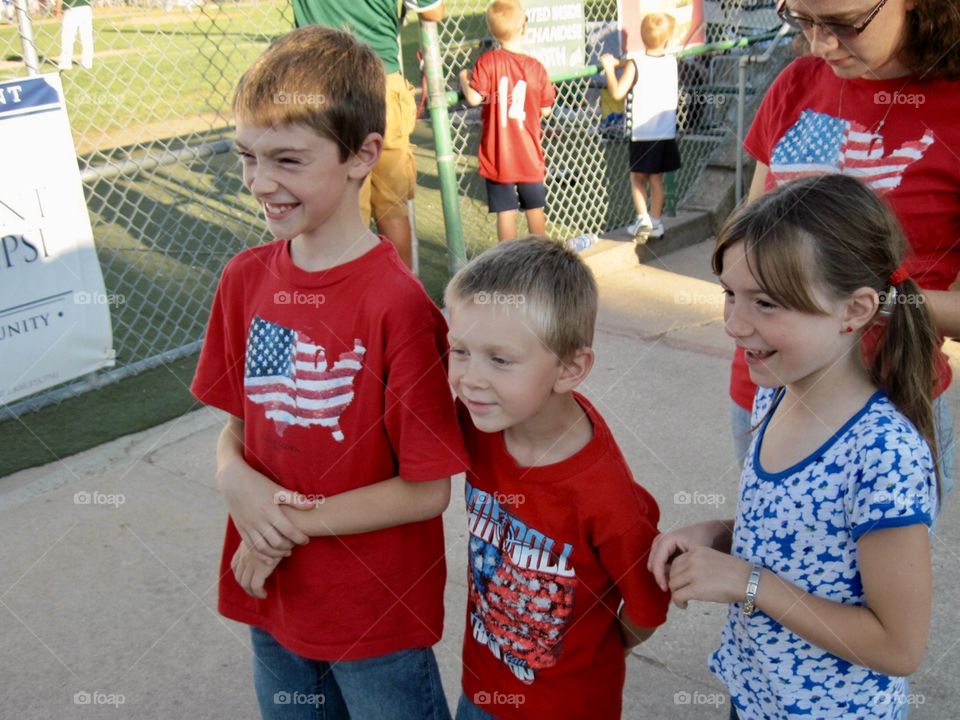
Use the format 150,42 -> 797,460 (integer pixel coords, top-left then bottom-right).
743,564 -> 762,616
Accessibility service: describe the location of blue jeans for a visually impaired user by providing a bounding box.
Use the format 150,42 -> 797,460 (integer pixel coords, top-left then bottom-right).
454,693 -> 498,720
250,627 -> 451,720
730,393 -> 956,509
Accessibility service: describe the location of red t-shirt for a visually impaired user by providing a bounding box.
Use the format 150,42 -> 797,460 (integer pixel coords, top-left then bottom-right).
458,395 -> 670,720
471,48 -> 556,183
733,56 -> 960,409
191,238 -> 469,660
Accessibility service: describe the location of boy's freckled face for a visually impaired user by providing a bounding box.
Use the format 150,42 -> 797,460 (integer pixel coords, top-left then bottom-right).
234,122 -> 351,241
447,300 -> 563,434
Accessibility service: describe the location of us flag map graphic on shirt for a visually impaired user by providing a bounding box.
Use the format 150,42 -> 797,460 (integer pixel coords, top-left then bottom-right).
243,316 -> 365,441
466,480 -> 576,684
770,109 -> 934,191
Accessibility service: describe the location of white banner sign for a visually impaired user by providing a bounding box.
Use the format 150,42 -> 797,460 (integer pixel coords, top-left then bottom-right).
0,74 -> 114,405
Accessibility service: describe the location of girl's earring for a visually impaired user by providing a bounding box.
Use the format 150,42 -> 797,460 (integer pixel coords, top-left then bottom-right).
844,326 -> 854,334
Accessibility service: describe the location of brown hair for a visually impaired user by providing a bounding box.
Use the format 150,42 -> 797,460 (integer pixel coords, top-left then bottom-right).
445,237 -> 597,362
233,25 -> 385,161
712,175 -> 940,484
901,0 -> 960,79
640,12 -> 676,50
486,0 -> 525,43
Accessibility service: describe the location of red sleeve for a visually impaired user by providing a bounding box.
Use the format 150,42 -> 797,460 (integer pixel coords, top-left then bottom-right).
596,485 -> 671,629
470,52 -> 493,98
743,58 -> 805,167
190,261 -> 246,417
384,324 -> 469,483
539,62 -> 556,108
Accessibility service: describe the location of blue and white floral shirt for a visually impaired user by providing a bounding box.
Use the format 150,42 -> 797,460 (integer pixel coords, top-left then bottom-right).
709,388 -> 936,719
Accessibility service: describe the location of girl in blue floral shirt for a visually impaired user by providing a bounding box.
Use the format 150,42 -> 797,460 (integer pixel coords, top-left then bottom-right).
649,174 -> 939,720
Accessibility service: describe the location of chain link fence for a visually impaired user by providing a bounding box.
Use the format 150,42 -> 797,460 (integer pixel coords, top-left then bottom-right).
424,0 -> 787,255
1,0 -> 790,419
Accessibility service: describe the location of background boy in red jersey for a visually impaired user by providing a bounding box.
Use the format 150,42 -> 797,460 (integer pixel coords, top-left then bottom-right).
444,238 -> 671,720
458,0 -> 556,242
191,26 -> 468,720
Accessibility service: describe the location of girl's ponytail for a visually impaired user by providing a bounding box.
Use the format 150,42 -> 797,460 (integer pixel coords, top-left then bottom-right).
868,273 -> 940,496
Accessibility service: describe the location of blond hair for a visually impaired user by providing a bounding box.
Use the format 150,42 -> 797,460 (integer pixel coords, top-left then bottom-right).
640,12 -> 676,50
233,25 -> 385,161
445,237 -> 597,362
486,0 -> 525,43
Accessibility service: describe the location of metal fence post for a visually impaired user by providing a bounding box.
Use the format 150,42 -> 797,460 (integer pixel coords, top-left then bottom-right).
419,19 -> 466,273
15,1 -> 39,76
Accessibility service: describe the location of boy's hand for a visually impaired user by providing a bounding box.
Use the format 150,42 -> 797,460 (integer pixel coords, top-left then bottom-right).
217,455 -> 313,563
230,542 -> 279,600
599,53 -> 617,71
458,68 -> 471,82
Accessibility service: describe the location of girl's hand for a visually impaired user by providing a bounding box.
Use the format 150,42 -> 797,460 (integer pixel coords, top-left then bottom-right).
230,542 -> 280,600
647,520 -> 733,592
599,53 -> 617,70
667,547 -> 752,609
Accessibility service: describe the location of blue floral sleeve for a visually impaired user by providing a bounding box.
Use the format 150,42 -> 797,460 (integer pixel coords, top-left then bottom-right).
849,418 -> 936,540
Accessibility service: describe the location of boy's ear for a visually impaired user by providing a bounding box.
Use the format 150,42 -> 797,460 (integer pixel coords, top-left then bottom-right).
554,347 -> 595,394
844,286 -> 881,331
348,132 -> 384,180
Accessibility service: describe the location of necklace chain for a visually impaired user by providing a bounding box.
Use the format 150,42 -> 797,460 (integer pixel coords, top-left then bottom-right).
838,76 -> 915,142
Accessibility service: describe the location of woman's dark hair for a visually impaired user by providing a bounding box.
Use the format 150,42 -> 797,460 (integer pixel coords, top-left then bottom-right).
901,0 -> 960,79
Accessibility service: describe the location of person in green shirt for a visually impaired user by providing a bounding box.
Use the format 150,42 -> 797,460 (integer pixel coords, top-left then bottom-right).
292,1 -> 446,269
56,0 -> 93,70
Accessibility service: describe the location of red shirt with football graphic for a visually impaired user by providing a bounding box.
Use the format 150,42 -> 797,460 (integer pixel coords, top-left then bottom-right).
458,396 -> 670,720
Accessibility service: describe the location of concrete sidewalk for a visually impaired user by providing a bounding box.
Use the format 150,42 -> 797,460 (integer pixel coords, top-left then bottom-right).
2,238 -> 959,719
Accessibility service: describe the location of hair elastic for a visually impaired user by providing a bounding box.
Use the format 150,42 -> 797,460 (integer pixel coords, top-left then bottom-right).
889,267 -> 910,285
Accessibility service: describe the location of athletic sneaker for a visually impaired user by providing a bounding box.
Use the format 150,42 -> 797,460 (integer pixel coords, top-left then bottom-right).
627,216 -> 653,237
648,220 -> 665,239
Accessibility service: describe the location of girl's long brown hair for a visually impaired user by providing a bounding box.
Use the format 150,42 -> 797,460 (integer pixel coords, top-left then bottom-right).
712,175 -> 940,490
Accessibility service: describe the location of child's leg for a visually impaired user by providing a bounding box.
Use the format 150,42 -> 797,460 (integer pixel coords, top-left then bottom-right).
249,626 -> 349,720
331,647 -> 451,720
496,210 -> 518,242
648,173 -> 666,220
517,182 -> 547,237
630,172 -> 650,218
524,207 -> 546,236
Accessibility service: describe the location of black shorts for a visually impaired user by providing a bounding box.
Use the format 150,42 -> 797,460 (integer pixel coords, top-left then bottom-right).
629,139 -> 682,175
484,180 -> 547,213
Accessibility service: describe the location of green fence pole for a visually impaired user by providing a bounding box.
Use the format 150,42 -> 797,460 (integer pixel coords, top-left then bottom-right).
420,20 -> 467,273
